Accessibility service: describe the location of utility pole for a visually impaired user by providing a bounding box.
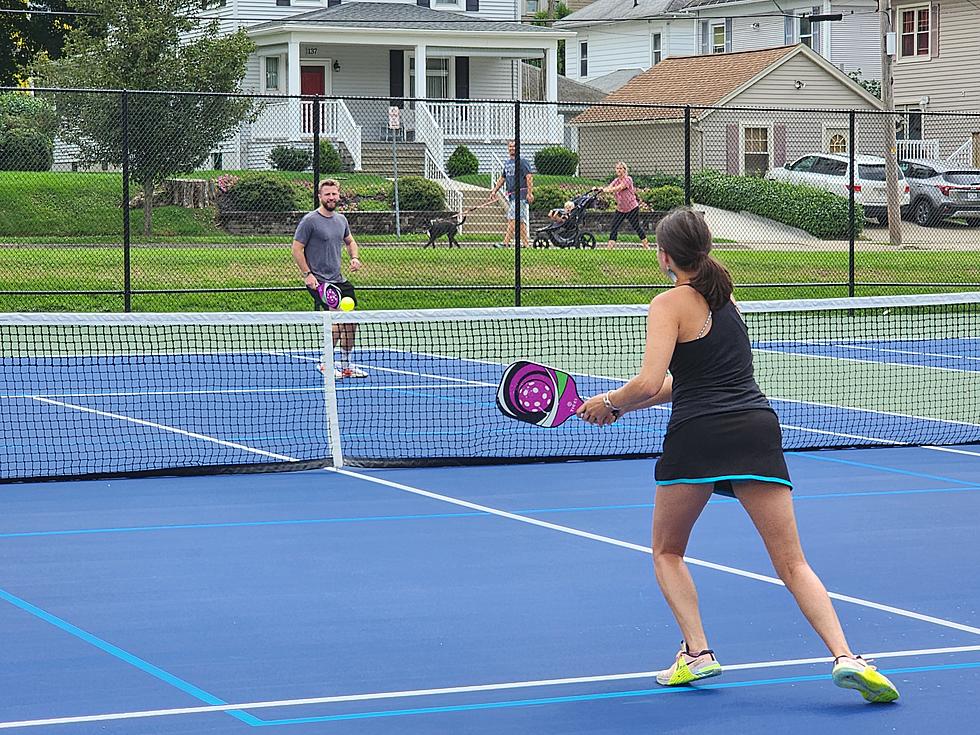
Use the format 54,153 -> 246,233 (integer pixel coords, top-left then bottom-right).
880,0 -> 903,247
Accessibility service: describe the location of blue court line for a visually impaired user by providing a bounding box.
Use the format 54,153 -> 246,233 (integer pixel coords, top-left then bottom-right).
791,451 -> 979,487
249,660 -> 980,725
0,586 -> 257,726
2,484 -> 978,541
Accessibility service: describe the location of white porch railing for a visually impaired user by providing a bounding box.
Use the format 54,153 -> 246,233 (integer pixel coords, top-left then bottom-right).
424,150 -> 464,216
301,99 -> 362,171
896,138 -> 940,160
414,101 -> 445,168
947,140 -> 974,167
426,101 -> 564,144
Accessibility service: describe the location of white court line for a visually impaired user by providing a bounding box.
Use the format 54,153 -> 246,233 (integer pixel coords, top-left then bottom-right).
29,397 -> 297,462
332,466 -> 980,636
0,643 -> 977,730
755,346 -> 977,375
835,343 -> 980,363
924,445 -> 980,458
1,384 -> 483,400
265,350 -> 495,387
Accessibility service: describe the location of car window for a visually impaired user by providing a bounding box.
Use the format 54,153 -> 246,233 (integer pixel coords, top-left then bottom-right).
812,158 -> 848,176
857,164 -> 905,181
790,156 -> 817,172
943,171 -> 980,185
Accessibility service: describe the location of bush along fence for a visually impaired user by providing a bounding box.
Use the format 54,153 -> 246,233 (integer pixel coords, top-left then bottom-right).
1,86 -> 979,312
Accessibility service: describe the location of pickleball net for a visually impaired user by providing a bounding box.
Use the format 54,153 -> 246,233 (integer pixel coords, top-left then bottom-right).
1,292 -> 978,481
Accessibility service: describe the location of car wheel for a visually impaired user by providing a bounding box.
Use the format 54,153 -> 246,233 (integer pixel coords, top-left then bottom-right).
913,199 -> 938,227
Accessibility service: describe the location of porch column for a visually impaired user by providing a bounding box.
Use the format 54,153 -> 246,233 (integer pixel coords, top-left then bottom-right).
414,42 -> 427,102
287,39 -> 302,140
545,45 -> 559,103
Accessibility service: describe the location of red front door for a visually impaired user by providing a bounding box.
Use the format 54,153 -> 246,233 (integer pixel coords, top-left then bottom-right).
301,66 -> 325,95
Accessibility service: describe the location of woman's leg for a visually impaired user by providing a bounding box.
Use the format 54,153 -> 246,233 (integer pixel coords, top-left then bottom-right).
606,210 -> 626,249
628,207 -> 651,249
652,483 -> 714,651
733,481 -> 852,658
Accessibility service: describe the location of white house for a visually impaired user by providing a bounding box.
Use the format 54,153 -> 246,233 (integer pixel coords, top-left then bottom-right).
198,0 -> 573,174
558,0 -> 880,91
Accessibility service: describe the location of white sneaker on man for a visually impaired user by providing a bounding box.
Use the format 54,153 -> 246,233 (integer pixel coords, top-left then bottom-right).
340,366 -> 368,379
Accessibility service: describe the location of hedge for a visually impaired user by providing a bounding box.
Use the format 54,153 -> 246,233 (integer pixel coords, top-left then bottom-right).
534,146 -> 578,176
691,171 -> 863,239
219,174 -> 299,212
0,128 -> 54,171
269,145 -> 311,172
391,175 -> 444,210
640,185 -> 685,212
318,140 -> 344,173
447,145 -> 479,178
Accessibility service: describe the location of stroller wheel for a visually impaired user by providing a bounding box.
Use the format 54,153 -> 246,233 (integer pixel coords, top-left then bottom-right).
580,233 -> 597,249
534,236 -> 549,249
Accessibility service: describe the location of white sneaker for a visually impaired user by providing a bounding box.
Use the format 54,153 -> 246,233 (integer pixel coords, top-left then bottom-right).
655,642 -> 722,686
341,366 -> 368,379
832,655 -> 899,703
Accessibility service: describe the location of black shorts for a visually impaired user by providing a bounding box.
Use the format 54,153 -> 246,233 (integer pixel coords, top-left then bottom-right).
654,408 -> 791,497
307,279 -> 357,311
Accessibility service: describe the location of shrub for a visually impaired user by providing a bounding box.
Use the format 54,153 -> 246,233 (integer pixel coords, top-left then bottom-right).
391,176 -> 444,210
632,173 -> 684,189
534,146 -> 578,176
0,128 -> 54,171
691,170 -> 864,239
219,174 -> 298,212
640,185 -> 685,212
318,140 -> 344,173
0,92 -> 58,140
446,145 -> 479,178
529,184 -> 568,212
269,145 -> 311,171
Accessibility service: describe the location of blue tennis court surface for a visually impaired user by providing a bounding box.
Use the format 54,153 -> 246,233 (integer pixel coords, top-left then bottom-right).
2,445 -> 979,733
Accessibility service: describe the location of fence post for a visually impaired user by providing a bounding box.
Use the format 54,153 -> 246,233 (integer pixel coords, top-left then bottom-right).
848,110 -> 856,298
514,98 -> 522,307
121,90 -> 131,313
684,106 -> 692,206
311,95 -> 321,210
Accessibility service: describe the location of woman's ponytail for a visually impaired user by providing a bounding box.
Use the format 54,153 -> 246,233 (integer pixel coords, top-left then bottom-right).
654,208 -> 733,310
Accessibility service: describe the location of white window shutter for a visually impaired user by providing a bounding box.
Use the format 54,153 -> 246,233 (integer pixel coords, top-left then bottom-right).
725,19 -> 733,52
699,21 -> 709,54
812,6 -> 822,52
784,16 -> 795,45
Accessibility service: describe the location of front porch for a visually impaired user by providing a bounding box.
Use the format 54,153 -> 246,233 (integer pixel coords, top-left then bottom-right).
242,4 -> 572,174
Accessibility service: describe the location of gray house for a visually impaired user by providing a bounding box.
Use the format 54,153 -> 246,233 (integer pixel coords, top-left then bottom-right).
559,0 -> 880,91
890,0 -> 980,167
571,44 -> 883,178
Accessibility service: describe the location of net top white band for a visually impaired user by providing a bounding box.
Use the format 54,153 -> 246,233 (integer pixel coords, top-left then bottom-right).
1,291 -> 978,326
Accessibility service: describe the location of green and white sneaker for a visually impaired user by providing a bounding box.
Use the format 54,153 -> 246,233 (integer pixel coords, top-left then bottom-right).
832,655 -> 899,703
655,642 -> 723,686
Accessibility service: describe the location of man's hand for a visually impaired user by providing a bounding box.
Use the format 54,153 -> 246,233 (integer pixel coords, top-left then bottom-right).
527,192 -> 534,204
304,273 -> 318,289
350,256 -> 363,272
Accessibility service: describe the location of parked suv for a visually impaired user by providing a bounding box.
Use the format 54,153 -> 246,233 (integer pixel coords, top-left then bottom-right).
898,158 -> 980,226
766,153 -> 909,223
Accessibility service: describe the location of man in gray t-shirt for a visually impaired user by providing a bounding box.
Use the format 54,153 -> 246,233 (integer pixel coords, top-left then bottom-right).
291,178 -> 366,379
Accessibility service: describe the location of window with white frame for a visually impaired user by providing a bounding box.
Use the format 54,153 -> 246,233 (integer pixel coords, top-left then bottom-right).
824,127 -> 849,154
434,0 -> 461,7
899,4 -> 931,58
743,126 -> 771,176
798,16 -> 814,48
264,57 -> 280,91
525,0 -> 541,12
711,23 -> 726,53
651,33 -> 662,65
580,42 -> 588,77
409,57 -> 450,99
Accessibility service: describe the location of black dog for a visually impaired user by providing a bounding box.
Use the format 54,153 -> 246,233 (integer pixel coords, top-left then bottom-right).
423,214 -> 466,248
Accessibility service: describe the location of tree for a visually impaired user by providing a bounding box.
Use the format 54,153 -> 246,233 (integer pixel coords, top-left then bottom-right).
0,1 -> 71,86
533,3 -> 571,76
33,0 -> 254,236
847,70 -> 882,100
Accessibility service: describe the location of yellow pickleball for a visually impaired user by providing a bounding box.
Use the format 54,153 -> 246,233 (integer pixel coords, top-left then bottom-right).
339,296 -> 355,312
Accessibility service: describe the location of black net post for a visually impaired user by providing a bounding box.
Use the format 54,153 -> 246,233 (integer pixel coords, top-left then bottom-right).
122,89 -> 132,313
848,109 -> 856,298
514,98 -> 522,307
684,105 -> 692,206
311,94 -> 321,210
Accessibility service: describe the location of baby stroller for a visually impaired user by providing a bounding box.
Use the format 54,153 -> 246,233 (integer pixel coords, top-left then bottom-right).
532,190 -> 599,249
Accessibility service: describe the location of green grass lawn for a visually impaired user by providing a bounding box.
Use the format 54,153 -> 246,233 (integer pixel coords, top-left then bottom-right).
1,246 -> 977,312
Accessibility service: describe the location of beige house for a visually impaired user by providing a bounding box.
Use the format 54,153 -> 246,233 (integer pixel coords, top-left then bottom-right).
571,44 -> 883,177
891,0 -> 980,166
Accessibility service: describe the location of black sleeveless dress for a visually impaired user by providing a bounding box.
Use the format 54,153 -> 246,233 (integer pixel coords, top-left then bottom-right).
653,292 -> 791,497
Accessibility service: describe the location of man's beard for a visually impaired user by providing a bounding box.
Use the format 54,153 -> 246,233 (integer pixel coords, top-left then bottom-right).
321,199 -> 337,210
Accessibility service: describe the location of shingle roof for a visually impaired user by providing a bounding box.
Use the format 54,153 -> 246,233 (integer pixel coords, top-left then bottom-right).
571,46 -> 798,124
557,0 -> 690,25
521,63 -> 608,104
587,67 -> 646,94
248,2 -> 557,33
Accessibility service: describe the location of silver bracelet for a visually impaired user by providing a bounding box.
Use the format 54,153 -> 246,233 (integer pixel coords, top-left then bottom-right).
602,392 -> 622,416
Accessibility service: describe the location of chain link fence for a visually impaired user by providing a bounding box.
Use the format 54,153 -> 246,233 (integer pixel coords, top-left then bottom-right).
1,87 -> 978,311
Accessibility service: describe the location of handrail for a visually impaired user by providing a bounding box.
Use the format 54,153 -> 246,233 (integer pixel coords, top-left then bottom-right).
414,101 -> 445,167
947,140 -> 973,167
333,99 -> 362,171
424,149 -> 464,218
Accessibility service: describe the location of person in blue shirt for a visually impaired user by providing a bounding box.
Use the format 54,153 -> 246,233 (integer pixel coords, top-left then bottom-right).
488,140 -> 534,249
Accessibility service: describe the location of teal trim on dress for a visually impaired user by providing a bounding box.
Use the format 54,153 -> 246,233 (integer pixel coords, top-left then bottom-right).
656,474 -> 793,488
